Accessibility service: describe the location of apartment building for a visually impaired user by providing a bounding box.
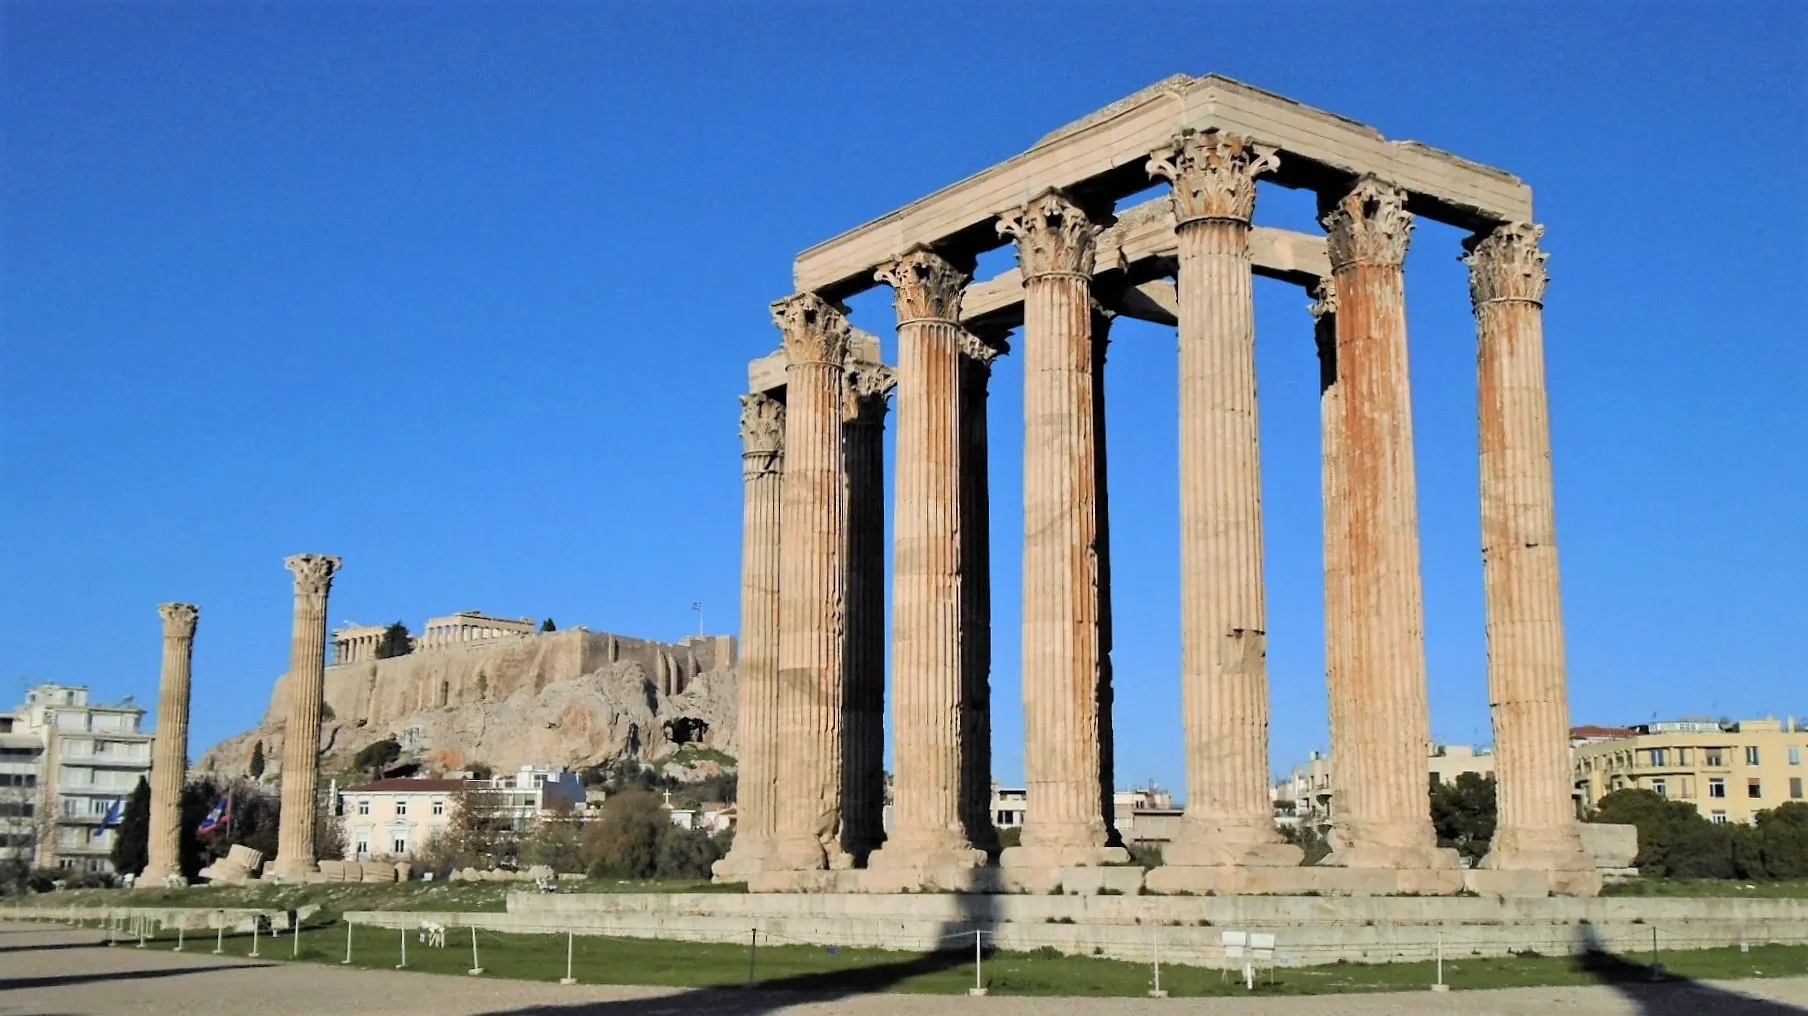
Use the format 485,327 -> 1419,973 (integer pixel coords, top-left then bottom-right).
338,765 -> 584,861
1275,744 -> 1498,826
1573,718 -> 1808,825
2,684 -> 153,872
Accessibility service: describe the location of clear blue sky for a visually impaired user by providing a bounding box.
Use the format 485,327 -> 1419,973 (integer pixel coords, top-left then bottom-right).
3,3 -> 1803,798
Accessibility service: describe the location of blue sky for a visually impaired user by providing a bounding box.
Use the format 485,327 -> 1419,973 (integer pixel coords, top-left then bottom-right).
2,2 -> 1802,799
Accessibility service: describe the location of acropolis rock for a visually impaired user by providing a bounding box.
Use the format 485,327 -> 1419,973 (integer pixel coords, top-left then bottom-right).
199,628 -> 738,778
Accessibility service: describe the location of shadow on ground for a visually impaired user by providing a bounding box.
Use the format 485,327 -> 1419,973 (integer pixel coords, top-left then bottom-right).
1575,926 -> 1808,1016
0,963 -> 263,993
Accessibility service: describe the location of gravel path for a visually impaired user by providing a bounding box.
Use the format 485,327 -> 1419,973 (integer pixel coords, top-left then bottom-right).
3,922 -> 1804,1015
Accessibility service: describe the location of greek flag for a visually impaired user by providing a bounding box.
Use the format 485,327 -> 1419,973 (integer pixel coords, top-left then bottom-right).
197,795 -> 231,837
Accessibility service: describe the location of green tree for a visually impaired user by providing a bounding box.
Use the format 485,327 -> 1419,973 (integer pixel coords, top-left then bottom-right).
248,741 -> 266,780
539,618 -> 557,632
1430,772 -> 1498,863
1590,788 -> 1741,877
582,790 -> 667,878
376,621 -> 413,659
520,798 -> 585,873
1754,802 -> 1808,879
110,777 -> 151,875
655,823 -> 725,878
447,788 -> 516,869
353,738 -> 402,781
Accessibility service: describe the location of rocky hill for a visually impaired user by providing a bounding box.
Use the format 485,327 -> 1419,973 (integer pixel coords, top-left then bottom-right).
199,628 -> 737,779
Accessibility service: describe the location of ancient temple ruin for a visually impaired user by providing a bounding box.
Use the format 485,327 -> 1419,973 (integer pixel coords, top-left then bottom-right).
719,74 -> 1596,896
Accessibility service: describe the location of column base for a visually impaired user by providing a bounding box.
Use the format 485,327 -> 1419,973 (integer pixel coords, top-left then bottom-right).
1161,826 -> 1304,868
1464,866 -> 1603,897
1322,841 -> 1462,871
133,870 -> 188,889
769,834 -> 854,874
858,864 -> 1007,894
999,843 -> 1132,894
745,869 -> 865,893
711,839 -> 779,884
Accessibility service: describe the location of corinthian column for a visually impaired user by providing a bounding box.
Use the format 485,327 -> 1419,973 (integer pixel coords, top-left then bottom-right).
1316,178 -> 1451,871
843,362 -> 895,864
1312,280 -> 1360,848
1145,131 -> 1300,875
1466,223 -> 1596,890
714,393 -> 785,882
998,190 -> 1126,873
273,553 -> 340,880
141,603 -> 198,885
959,331 -> 1004,855
867,248 -> 986,880
770,293 -> 853,873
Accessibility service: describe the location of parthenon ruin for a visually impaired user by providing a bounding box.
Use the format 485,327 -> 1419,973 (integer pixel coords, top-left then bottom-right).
718,74 -> 1599,896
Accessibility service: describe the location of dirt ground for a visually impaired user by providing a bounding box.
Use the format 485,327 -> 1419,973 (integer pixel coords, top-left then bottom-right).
2,921 -> 1805,1016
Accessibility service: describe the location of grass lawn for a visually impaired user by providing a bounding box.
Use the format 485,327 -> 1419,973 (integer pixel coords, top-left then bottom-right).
5,877 -> 737,915
1605,878 -> 1808,899
43,914 -> 1808,999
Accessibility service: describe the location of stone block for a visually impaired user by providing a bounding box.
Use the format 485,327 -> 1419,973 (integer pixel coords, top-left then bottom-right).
1056,866 -> 1145,896
1580,823 -> 1639,871
394,862 -> 413,882
317,860 -> 345,882
744,869 -> 863,894
340,861 -> 364,882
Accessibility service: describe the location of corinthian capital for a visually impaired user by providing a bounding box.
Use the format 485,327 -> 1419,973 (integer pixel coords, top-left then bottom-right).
875,247 -> 968,324
285,554 -> 342,596
771,293 -> 851,367
158,602 -> 199,638
957,330 -> 1005,369
843,363 -> 897,425
1462,222 -> 1548,307
998,189 -> 1098,279
1319,176 -> 1414,271
1146,130 -> 1279,226
739,392 -> 785,456
1308,278 -> 1338,322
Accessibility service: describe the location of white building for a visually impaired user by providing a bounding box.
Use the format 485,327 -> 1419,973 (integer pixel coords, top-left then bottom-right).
337,765 -> 585,862
1,684 -> 152,873
1276,744 -> 1498,827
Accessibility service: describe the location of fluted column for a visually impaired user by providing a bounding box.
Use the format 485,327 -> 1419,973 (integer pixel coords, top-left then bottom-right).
843,362 -> 895,864
1090,303 -> 1121,847
959,331 -> 1003,855
868,248 -> 984,876
1316,178 -> 1450,869
714,393 -> 785,882
273,553 -> 340,880
1145,131 -> 1299,870
1466,223 -> 1594,883
770,293 -> 853,873
998,190 -> 1125,870
141,603 -> 198,884
1313,280 -> 1359,845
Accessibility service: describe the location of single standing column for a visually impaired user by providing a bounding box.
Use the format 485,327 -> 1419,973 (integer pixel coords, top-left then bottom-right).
1312,280 -> 1361,845
998,190 -> 1126,875
843,361 -> 896,864
1146,132 -> 1300,874
868,247 -> 985,880
141,602 -> 199,885
1316,178 -> 1452,872
1465,223 -> 1596,890
770,293 -> 854,874
273,553 -> 341,880
1090,302 -> 1121,847
958,330 -> 1004,855
714,392 -> 785,882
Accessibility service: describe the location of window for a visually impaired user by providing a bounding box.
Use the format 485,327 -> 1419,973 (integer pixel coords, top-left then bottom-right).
432,799 -> 445,816
395,800 -> 407,817
354,840 -> 368,857
1649,748 -> 1668,767
1705,748 -> 1725,767
1746,746 -> 1762,766
1677,747 -> 1691,765
1748,779 -> 1763,799
392,837 -> 407,854
1651,779 -> 1668,798
1789,747 -> 1802,766
1708,778 -> 1727,798
1710,810 -> 1729,825
1790,778 -> 1803,800
1679,776 -> 1696,798
357,799 -> 370,816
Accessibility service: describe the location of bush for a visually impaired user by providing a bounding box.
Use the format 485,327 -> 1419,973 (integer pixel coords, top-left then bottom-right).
1590,789 -> 1808,880
580,790 -> 725,879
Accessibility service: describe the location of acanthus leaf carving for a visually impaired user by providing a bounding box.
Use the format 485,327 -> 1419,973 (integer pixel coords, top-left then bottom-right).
1318,176 -> 1414,271
1146,129 -> 1280,226
158,602 -> 200,638
1308,277 -> 1338,322
770,292 -> 852,367
739,392 -> 785,457
842,362 -> 896,425
284,554 -> 342,596
997,189 -> 1099,279
957,330 -> 1004,368
874,246 -> 968,324
1462,221 -> 1548,307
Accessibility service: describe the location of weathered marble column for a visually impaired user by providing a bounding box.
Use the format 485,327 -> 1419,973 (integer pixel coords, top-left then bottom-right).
958,331 -> 1003,855
1316,178 -> 1452,872
714,393 -> 785,882
1465,223 -> 1597,891
1312,280 -> 1361,846
273,553 -> 341,880
141,603 -> 198,885
868,247 -> 986,880
770,293 -> 854,874
1146,131 -> 1300,874
998,190 -> 1126,873
1090,302 -> 1121,848
843,361 -> 896,864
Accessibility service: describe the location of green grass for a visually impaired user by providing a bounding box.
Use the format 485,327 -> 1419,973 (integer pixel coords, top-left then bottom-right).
36,914 -> 1808,998
3,877 -> 739,916
1605,877 -> 1808,899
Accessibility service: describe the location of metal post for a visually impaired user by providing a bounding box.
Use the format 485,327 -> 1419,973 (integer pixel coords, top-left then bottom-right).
293,916 -> 301,958
214,917 -> 224,955
137,917 -> 147,948
1149,926 -> 1167,998
559,930 -> 577,984
397,925 -> 407,969
967,930 -> 988,997
744,928 -> 757,989
175,924 -> 184,952
468,926 -> 484,975
249,917 -> 260,958
1432,931 -> 1449,992
342,920 -> 353,965
1650,926 -> 1662,981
